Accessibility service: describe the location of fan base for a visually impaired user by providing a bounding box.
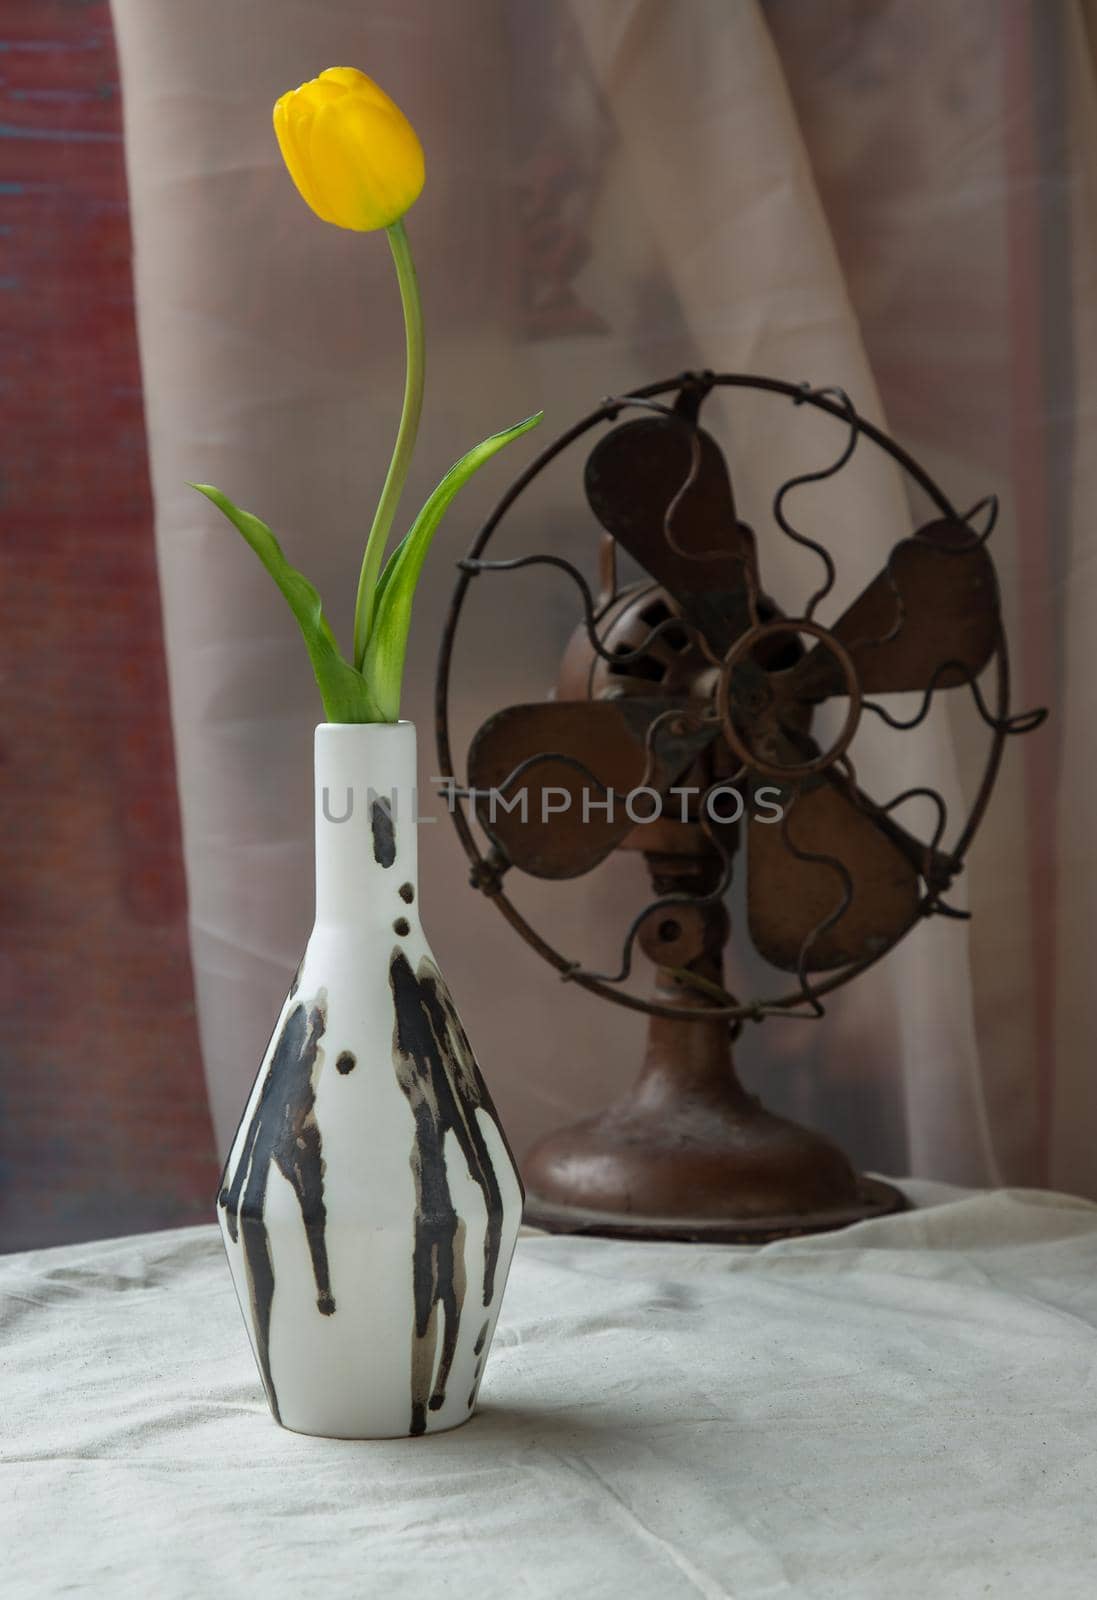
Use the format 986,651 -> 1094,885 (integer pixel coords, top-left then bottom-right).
521,975 -> 907,1242
523,1176 -> 905,1245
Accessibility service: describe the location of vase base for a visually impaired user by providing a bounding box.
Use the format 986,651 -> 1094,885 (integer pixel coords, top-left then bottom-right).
276,1406 -> 478,1442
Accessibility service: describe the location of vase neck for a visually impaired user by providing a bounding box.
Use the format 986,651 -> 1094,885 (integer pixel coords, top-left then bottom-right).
313,722 -> 420,928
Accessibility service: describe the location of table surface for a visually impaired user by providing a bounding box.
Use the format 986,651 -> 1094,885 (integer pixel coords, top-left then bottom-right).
4,1180 -> 1097,1599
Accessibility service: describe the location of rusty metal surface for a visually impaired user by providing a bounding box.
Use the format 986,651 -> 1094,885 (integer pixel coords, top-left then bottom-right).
746,775 -> 921,972
436,372 -> 1046,1025
434,372 -> 1045,1240
719,617 -> 862,780
584,415 -> 757,652
522,949 -> 903,1237
466,698 -> 715,879
522,1179 -> 906,1244
790,518 -> 1000,700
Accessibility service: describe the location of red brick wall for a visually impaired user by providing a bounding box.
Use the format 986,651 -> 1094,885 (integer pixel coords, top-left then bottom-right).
0,1 -> 218,1248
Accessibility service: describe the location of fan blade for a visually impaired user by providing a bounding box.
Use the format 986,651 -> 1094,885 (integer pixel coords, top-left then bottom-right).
585,416 -> 758,654
467,699 -> 717,879
790,519 -> 998,699
747,770 -> 927,972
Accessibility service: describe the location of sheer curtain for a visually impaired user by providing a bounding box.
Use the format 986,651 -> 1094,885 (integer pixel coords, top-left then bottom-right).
111,0 -> 1092,1194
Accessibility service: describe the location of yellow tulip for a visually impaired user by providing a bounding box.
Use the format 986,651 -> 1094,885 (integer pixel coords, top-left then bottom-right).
273,66 -> 424,232
198,63 -> 541,726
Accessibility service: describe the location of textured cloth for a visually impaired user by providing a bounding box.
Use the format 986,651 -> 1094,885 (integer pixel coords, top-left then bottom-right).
4,1182 -> 1097,1599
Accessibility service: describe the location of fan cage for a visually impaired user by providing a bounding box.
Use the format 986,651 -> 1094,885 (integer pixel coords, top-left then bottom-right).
434,372 -> 1021,1028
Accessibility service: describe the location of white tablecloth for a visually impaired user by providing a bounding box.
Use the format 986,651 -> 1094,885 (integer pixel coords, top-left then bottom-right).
4,1181 -> 1097,1599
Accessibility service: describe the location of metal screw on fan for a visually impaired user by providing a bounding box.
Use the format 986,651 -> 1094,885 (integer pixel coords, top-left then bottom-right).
435,372 -> 1046,1242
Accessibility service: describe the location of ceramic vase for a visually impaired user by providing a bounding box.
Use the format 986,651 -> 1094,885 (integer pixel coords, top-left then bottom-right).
217,721 -> 524,1438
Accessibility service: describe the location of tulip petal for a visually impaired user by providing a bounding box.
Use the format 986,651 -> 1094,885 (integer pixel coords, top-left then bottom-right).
273,98 -> 335,225
273,64 -> 424,232
318,66 -> 376,96
305,99 -> 369,228
338,100 -> 425,230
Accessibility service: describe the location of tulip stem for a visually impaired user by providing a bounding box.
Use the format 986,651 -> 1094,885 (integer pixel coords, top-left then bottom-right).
354,219 -> 425,667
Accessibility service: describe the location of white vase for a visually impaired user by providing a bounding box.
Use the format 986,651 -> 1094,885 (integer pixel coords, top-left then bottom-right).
217,721 -> 524,1438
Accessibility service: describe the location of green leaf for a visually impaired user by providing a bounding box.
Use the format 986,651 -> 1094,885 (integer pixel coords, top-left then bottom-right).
373,526 -> 410,615
190,483 -> 383,723
361,412 -> 543,721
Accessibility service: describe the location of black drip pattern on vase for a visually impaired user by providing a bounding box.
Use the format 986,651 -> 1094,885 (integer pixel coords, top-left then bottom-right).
399,882 -> 415,904
393,917 -> 410,937
336,1051 -> 356,1075
372,796 -> 396,867
219,997 -> 334,1423
389,949 -> 513,1435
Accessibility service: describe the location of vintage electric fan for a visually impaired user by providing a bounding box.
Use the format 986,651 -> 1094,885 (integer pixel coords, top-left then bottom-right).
435,373 -> 1044,1241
